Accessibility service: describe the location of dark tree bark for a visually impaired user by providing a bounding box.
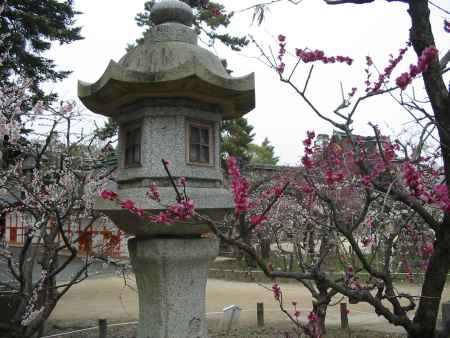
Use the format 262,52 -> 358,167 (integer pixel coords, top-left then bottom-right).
238,212 -> 257,267
405,1 -> 450,338
259,237 -> 271,260
324,0 -> 407,4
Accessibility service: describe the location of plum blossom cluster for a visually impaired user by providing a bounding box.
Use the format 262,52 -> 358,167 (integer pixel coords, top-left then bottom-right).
249,214 -> 267,229
324,169 -> 345,186
395,46 -> 439,90
257,183 -> 286,203
167,198 -> 196,221
402,162 -> 450,212
402,162 -> 425,198
301,131 -> 315,169
348,87 -> 357,98
432,184 -> 450,212
399,222 -> 435,277
366,44 -> 409,93
0,113 -> 19,143
101,160 -> 197,224
344,266 -> 360,290
276,34 -> 287,74
295,48 -> 353,65
360,140 -> 398,187
101,190 -> 118,201
298,129 -> 440,270
246,179 -> 290,234
307,312 -> 319,323
119,199 -> 145,217
275,35 -> 352,74
272,282 -> 282,300
146,182 -> 161,202
228,156 -> 251,216
271,282 -> 322,338
0,79 -> 31,143
178,176 -> 187,187
17,160 -> 100,218
21,270 -> 48,326
100,182 -> 196,225
364,56 -> 374,90
101,156 -> 283,234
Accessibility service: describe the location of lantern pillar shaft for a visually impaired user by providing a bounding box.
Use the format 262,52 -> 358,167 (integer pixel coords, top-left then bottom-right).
129,237 -> 219,338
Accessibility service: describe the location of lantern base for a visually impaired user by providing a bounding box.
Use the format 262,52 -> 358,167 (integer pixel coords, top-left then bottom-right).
128,236 -> 219,338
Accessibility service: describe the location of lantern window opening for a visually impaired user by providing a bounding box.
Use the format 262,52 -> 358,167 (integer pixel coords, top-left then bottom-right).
187,121 -> 213,166
125,127 -> 142,167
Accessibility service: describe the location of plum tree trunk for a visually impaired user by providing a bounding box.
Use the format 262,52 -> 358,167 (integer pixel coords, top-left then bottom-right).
408,228 -> 450,338
405,1 -> 450,337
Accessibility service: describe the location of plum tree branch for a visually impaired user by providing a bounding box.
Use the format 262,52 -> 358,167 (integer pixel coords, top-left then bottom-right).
323,0 -> 407,4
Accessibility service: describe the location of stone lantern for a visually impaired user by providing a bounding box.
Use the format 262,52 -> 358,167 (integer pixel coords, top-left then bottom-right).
78,1 -> 255,337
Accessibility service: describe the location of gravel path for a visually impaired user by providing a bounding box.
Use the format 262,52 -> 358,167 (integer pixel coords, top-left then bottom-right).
45,276 -> 446,337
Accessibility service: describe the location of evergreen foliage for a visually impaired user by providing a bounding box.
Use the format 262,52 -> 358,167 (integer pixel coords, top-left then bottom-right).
221,117 -> 255,162
0,0 -> 82,104
249,137 -> 279,165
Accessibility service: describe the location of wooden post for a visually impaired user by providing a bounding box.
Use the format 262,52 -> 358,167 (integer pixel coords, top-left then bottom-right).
257,302 -> 264,327
99,318 -> 107,338
340,303 -> 349,330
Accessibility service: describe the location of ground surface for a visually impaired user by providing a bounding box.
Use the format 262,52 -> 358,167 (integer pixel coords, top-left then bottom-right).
44,275 -> 450,338
44,324 -> 405,338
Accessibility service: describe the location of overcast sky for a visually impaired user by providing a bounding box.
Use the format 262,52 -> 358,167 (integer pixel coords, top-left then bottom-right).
45,0 -> 449,165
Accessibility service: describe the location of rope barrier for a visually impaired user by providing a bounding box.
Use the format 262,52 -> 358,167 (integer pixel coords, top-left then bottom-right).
209,268 -> 447,276
40,306 -> 380,337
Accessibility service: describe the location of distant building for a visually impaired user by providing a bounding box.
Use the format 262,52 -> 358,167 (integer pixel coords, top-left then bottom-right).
0,146 -> 128,258
1,203 -> 128,258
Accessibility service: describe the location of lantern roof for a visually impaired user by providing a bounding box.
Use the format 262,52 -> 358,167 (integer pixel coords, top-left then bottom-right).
78,0 -> 255,120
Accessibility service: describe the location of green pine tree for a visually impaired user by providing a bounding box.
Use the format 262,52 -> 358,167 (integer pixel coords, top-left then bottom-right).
0,0 -> 82,104
248,137 -> 279,165
221,117 -> 255,162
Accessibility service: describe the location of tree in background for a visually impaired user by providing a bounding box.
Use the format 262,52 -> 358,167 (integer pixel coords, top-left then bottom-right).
226,0 -> 447,336
266,1 -> 449,337
0,0 -> 82,105
221,117 -> 255,164
0,17 -> 115,333
249,137 -> 279,165
0,81 -> 115,338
